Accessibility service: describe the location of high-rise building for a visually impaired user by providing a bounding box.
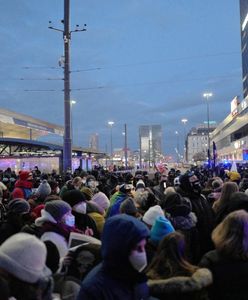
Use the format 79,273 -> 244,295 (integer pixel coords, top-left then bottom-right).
240,0 -> 248,99
89,133 -> 99,151
139,125 -> 162,166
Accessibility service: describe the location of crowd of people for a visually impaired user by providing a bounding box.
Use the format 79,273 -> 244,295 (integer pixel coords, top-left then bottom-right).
0,164 -> 248,299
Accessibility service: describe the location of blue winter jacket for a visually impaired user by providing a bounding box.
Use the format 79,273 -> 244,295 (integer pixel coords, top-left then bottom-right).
77,214 -> 150,300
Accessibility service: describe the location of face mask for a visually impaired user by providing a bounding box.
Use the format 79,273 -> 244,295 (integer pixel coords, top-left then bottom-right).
88,181 -> 97,189
56,187 -> 60,194
129,250 -> 147,272
191,181 -> 201,193
74,202 -> 87,214
82,178 -> 86,184
64,214 -> 75,227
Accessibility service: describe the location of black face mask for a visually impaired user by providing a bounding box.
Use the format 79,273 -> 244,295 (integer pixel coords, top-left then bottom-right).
191,181 -> 201,194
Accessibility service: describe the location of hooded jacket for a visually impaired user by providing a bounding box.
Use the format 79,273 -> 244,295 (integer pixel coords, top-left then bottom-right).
77,214 -> 150,300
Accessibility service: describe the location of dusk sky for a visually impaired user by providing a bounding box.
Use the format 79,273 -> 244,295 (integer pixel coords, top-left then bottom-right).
0,1 -> 243,158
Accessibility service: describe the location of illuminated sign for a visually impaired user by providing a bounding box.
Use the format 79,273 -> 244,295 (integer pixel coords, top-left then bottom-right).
230,96 -> 240,117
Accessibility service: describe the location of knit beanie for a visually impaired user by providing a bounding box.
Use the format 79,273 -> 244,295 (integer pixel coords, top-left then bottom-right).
81,187 -> 93,200
19,171 -> 32,181
8,198 -> 30,214
36,180 -> 52,200
143,205 -> 164,226
120,197 -> 138,215
164,193 -> 191,217
62,189 -> 86,208
45,200 -> 71,222
91,192 -> 110,211
150,216 -> 175,246
227,171 -> 241,182
0,233 -> 51,283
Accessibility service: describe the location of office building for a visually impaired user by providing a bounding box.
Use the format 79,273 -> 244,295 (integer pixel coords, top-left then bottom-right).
139,125 -> 162,166
240,0 -> 248,99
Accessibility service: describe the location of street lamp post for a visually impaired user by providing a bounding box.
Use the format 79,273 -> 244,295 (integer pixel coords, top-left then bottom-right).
203,92 -> 213,166
181,118 -> 188,162
175,131 -> 179,163
108,121 -> 114,165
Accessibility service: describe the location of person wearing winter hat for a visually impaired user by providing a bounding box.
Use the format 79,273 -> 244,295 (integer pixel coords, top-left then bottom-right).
150,216 -> 175,247
227,171 -> 241,184
62,190 -> 98,237
12,170 -> 33,200
36,179 -> 52,202
35,200 -> 76,257
87,192 -> 110,236
0,232 -> 53,300
120,197 -> 138,217
163,192 -> 199,263
0,198 -> 31,245
90,191 -> 110,215
107,183 -> 134,218
142,205 -> 165,229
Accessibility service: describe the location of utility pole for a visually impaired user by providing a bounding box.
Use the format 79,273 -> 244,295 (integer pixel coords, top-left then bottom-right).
124,124 -> 128,169
48,0 -> 86,173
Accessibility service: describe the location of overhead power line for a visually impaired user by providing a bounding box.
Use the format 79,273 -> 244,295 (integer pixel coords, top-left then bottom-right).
4,73 -> 239,93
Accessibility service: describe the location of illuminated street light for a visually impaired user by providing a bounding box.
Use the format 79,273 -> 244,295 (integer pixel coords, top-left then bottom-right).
181,118 -> 188,162
108,121 -> 115,164
203,92 -> 213,166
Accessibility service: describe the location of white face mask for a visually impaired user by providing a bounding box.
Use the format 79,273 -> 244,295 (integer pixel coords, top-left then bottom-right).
88,180 -> 97,189
129,250 -> 147,272
64,214 -> 75,227
82,178 -> 86,184
74,202 -> 87,214
56,187 -> 60,194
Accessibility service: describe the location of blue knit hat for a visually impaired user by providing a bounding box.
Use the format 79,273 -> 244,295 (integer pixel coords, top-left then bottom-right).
150,216 -> 175,246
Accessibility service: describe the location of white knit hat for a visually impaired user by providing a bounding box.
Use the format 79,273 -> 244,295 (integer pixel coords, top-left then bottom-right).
91,192 -> 110,211
142,205 -> 164,226
0,233 -> 51,283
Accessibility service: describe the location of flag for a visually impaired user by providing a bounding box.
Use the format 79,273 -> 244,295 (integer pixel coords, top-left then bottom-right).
213,141 -> 217,168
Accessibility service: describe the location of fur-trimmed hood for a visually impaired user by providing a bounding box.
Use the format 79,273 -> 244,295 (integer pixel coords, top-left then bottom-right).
148,268 -> 212,298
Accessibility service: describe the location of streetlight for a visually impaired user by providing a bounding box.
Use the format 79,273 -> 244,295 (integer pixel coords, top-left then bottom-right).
181,118 -> 188,162
203,92 -> 213,166
175,131 -> 180,162
108,121 -> 114,165
123,124 -> 128,169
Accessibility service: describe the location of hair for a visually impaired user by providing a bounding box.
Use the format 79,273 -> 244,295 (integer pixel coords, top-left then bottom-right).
213,181 -> 239,213
72,176 -> 82,186
212,210 -> 248,260
146,231 -> 198,279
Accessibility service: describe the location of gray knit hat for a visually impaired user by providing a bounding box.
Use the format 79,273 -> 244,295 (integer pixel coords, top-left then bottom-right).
37,179 -> 52,200
120,197 -> 138,216
8,198 -> 30,214
0,233 -> 51,283
45,200 -> 71,222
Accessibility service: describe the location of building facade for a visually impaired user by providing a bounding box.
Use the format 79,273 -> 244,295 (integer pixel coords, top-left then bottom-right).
187,127 -> 210,163
240,0 -> 248,99
139,125 -> 162,166
210,97 -> 248,162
